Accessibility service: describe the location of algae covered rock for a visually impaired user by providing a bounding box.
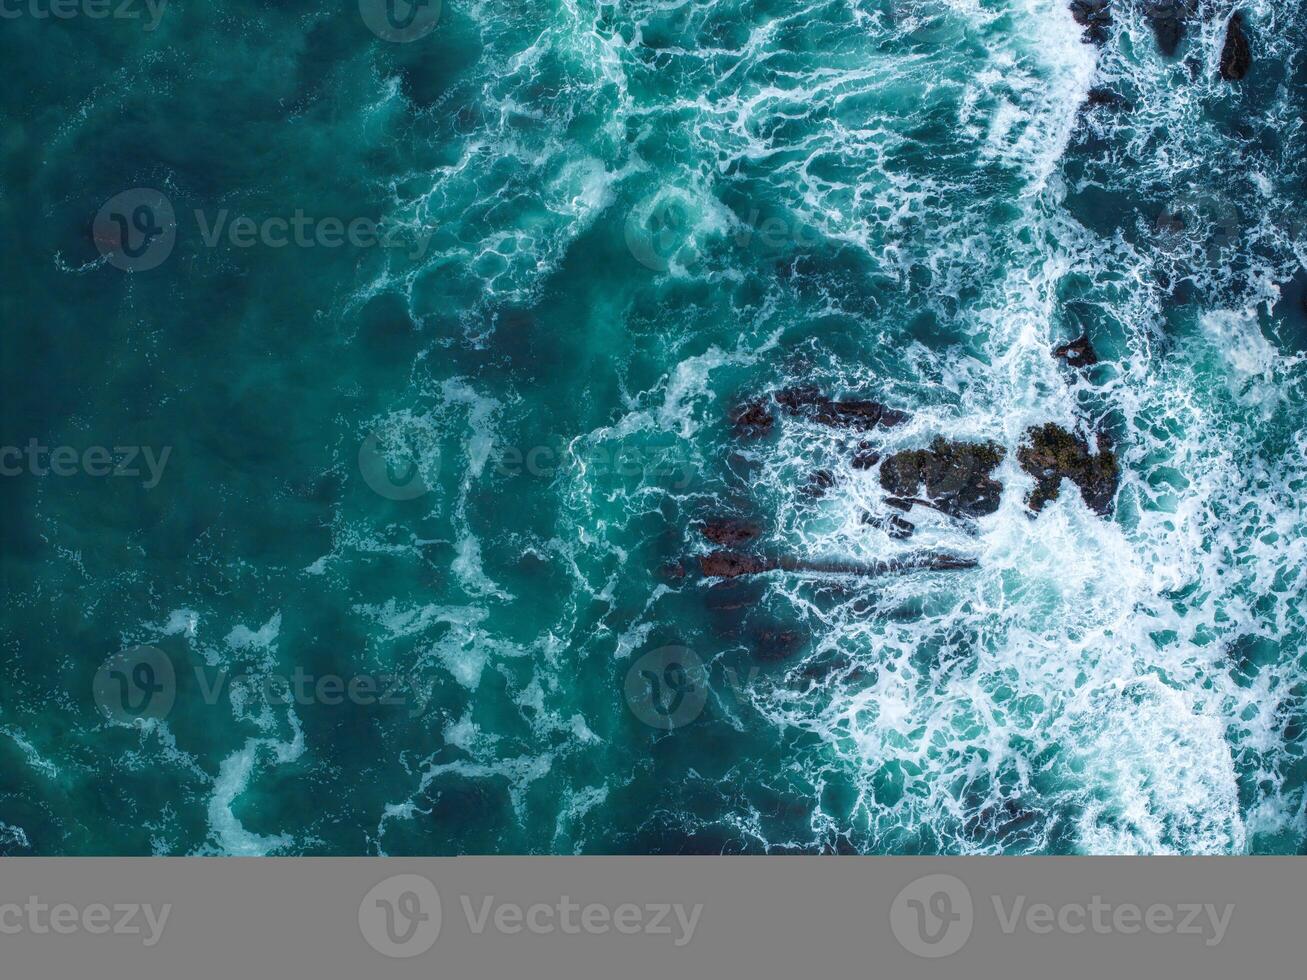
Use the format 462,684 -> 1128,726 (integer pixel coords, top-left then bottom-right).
1017,423 -> 1119,516
878,437 -> 1006,519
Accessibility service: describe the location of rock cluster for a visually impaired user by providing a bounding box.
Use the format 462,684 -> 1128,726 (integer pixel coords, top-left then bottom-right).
879,438 -> 1007,519
1016,423 -> 1120,516
1069,0 -> 1112,44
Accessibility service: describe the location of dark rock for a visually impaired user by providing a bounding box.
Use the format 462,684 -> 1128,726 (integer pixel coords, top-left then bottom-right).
700,519 -> 761,548
1085,87 -> 1131,111
1220,12 -> 1252,81
1143,0 -> 1192,56
732,399 -> 774,437
879,437 -> 1007,519
1069,0 -> 1112,44
658,561 -> 687,581
698,550 -> 977,580
1052,334 -> 1099,368
861,511 -> 915,539
775,386 -> 908,431
752,628 -> 803,663
851,442 -> 881,470
1016,423 -> 1119,516
699,552 -> 772,579
804,469 -> 835,498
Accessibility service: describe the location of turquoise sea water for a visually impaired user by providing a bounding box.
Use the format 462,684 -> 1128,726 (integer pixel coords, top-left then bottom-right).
1,0 -> 1305,854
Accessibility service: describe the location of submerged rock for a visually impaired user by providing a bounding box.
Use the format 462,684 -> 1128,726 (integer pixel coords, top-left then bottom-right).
700,518 -> 762,548
1017,423 -> 1119,515
697,550 -> 977,579
731,399 -> 774,438
1069,0 -> 1112,44
1085,87 -> 1131,111
850,442 -> 881,470
1220,12 -> 1252,81
1142,0 -> 1192,56
804,469 -> 835,498
879,437 -> 1007,519
699,552 -> 771,579
1052,334 -> 1099,369
775,386 -> 909,430
861,511 -> 915,540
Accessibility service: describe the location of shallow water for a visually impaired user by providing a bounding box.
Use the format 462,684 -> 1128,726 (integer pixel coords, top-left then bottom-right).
1,0 -> 1304,854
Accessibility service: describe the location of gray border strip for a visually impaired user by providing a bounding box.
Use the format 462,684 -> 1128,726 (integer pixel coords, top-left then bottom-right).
0,857 -> 1301,977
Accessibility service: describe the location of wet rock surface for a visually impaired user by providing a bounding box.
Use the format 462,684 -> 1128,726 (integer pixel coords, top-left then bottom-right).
1085,87 -> 1131,111
1052,334 -> 1099,369
775,386 -> 909,430
698,550 -> 977,579
1220,12 -> 1252,81
1069,0 -> 1112,44
1017,423 -> 1120,515
878,438 -> 1007,519
731,399 -> 774,437
700,519 -> 762,548
1142,0 -> 1193,56
861,511 -> 915,540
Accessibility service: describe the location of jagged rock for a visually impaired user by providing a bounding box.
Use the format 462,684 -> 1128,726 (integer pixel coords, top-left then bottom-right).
1143,0 -> 1192,56
804,469 -> 835,498
775,386 -> 909,430
1220,12 -> 1252,81
698,550 -> 977,580
879,438 -> 1006,519
751,627 -> 803,662
1085,87 -> 1131,111
1017,423 -> 1119,516
1052,334 -> 1099,368
1069,0 -> 1112,44
700,519 -> 761,547
699,552 -> 771,579
861,511 -> 915,539
732,399 -> 774,437
851,442 -> 881,470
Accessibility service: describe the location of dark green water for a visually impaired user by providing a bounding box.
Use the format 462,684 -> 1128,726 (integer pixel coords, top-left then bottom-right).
1,0 -> 1305,854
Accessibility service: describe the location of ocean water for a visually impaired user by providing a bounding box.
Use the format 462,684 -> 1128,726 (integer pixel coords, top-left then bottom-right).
1,0 -> 1305,855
